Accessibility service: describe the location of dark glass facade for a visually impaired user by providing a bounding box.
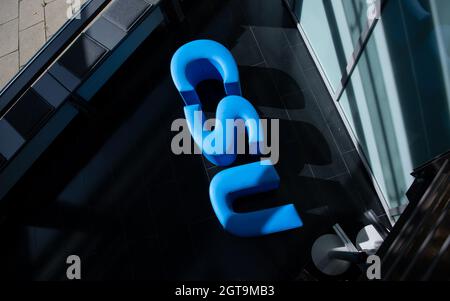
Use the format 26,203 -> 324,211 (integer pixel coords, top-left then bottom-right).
289,0 -> 450,213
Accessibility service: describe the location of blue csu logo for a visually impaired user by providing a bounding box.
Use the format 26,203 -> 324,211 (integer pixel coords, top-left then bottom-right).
170,40 -> 302,237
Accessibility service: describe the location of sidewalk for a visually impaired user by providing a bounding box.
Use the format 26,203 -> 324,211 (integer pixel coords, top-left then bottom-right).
0,0 -> 85,91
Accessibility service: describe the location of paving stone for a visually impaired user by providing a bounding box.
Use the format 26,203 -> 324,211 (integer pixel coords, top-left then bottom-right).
46,0 -> 87,6
44,0 -> 86,3
19,0 -> 44,31
44,0 -> 71,39
0,19 -> 18,57
0,51 -> 19,90
0,0 -> 19,25
19,21 -> 46,66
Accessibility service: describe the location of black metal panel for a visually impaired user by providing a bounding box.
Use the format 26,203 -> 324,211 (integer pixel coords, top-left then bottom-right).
85,16 -> 127,50
58,34 -> 107,79
0,153 -> 5,169
0,118 -> 25,160
48,63 -> 82,92
32,73 -> 71,108
103,0 -> 151,32
4,90 -> 53,140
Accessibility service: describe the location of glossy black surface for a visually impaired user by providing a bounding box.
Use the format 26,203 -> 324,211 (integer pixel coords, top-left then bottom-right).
0,0 -> 389,280
4,91 -> 53,140
58,34 -> 107,79
0,153 -> 6,169
0,119 -> 25,160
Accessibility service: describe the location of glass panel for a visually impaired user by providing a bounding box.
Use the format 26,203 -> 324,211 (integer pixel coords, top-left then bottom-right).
293,0 -> 374,93
339,0 -> 450,208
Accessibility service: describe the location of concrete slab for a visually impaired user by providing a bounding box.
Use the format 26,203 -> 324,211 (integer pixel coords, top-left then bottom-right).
19,21 -> 46,66
19,0 -> 44,31
0,19 -> 18,57
0,0 -> 19,25
44,0 -> 70,39
0,51 -> 19,90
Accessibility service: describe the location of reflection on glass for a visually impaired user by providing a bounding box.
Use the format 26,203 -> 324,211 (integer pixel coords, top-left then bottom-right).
339,0 -> 450,208
291,0 -> 450,210
293,0 -> 372,92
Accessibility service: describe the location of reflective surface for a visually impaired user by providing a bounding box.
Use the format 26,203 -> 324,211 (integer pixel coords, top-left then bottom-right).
340,0 -> 450,209
292,0 -> 450,209
292,0 -> 374,93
